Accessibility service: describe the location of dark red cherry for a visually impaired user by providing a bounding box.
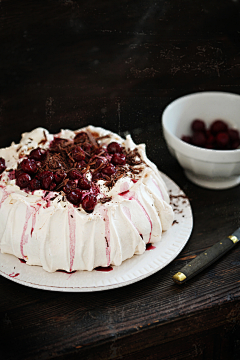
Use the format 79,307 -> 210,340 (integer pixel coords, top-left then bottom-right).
192,132 -> 206,147
49,182 -> 57,191
8,170 -> 15,180
82,194 -> 97,213
206,134 -> 215,149
21,158 -> 38,174
78,176 -> 91,190
231,139 -> 240,149
75,160 -> 86,169
0,157 -> 6,174
228,129 -> 240,142
216,132 -> 229,149
92,172 -> 102,181
74,131 -> 88,142
82,143 -> 92,153
15,169 -> 24,179
40,171 -> 54,190
210,120 -> 228,135
16,173 -> 31,188
71,146 -> 85,161
94,157 -> 107,169
111,153 -> 126,165
95,147 -> 107,155
102,164 -> 116,176
50,137 -> 66,148
68,169 -> 82,180
29,148 -> 45,161
63,180 -> 76,194
107,142 -> 122,154
191,119 -> 206,132
67,189 -> 82,205
181,135 -> 192,144
30,178 -> 41,191
54,170 -> 66,184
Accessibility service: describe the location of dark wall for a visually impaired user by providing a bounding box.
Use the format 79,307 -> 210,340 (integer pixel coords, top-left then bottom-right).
1,0 -> 240,147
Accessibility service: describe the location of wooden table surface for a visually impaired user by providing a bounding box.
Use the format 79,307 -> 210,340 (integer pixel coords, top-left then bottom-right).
1,1 -> 240,359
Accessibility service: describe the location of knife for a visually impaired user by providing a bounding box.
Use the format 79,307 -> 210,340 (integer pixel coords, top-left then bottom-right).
172,227 -> 240,284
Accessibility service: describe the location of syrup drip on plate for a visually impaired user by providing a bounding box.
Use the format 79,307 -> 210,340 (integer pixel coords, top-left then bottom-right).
146,243 -> 156,251
95,266 -> 113,272
9,272 -> 20,278
19,258 -> 26,263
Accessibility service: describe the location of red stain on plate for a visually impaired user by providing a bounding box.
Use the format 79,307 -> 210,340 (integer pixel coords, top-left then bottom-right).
19,258 -> 26,263
146,243 -> 156,251
9,272 -> 20,278
95,266 -> 113,272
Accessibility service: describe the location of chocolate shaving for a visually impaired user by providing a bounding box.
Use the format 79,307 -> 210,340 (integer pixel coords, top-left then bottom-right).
82,165 -> 90,174
96,134 -> 111,142
38,131 -> 48,145
125,148 -> 143,166
99,196 -> 112,204
85,129 -> 98,148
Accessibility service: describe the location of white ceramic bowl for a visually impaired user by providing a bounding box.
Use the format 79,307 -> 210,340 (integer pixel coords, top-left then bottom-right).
162,92 -> 240,189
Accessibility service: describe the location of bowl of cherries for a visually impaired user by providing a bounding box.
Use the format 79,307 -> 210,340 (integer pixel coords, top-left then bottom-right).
162,92 -> 240,189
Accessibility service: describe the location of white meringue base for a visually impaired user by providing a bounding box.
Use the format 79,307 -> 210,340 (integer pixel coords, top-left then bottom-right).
0,173 -> 193,292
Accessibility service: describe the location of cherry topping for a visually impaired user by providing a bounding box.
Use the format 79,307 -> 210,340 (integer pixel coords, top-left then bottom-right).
210,120 -> 228,135
12,129 -> 129,207
30,178 -> 41,191
49,182 -> 57,191
0,157 -> 6,174
95,147 -> 107,155
107,142 -> 122,154
63,180 -> 76,194
92,172 -> 101,181
71,146 -> 85,161
16,173 -> 31,189
54,170 -> 66,184
50,138 -> 67,148
111,153 -> 126,165
192,132 -> 206,147
82,143 -> 92,154
102,163 -> 116,176
29,148 -> 45,161
68,169 -> 82,180
82,194 -> 97,213
74,131 -> 88,142
78,176 -> 91,190
94,157 -> 107,169
15,169 -> 24,178
67,189 -> 82,205
40,171 -> 54,190
191,119 -> 206,132
21,158 -> 38,174
75,160 -> 86,169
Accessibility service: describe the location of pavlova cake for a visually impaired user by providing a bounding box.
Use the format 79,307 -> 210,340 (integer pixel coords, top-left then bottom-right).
0,126 -> 174,272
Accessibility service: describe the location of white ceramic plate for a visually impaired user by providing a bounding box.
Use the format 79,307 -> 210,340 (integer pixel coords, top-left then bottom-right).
0,173 -> 193,292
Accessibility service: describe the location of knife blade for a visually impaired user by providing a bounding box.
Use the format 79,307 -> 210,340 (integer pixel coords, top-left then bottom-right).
172,227 -> 240,284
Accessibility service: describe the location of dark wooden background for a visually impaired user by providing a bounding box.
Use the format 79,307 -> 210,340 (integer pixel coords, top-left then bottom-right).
1,1 -> 240,359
